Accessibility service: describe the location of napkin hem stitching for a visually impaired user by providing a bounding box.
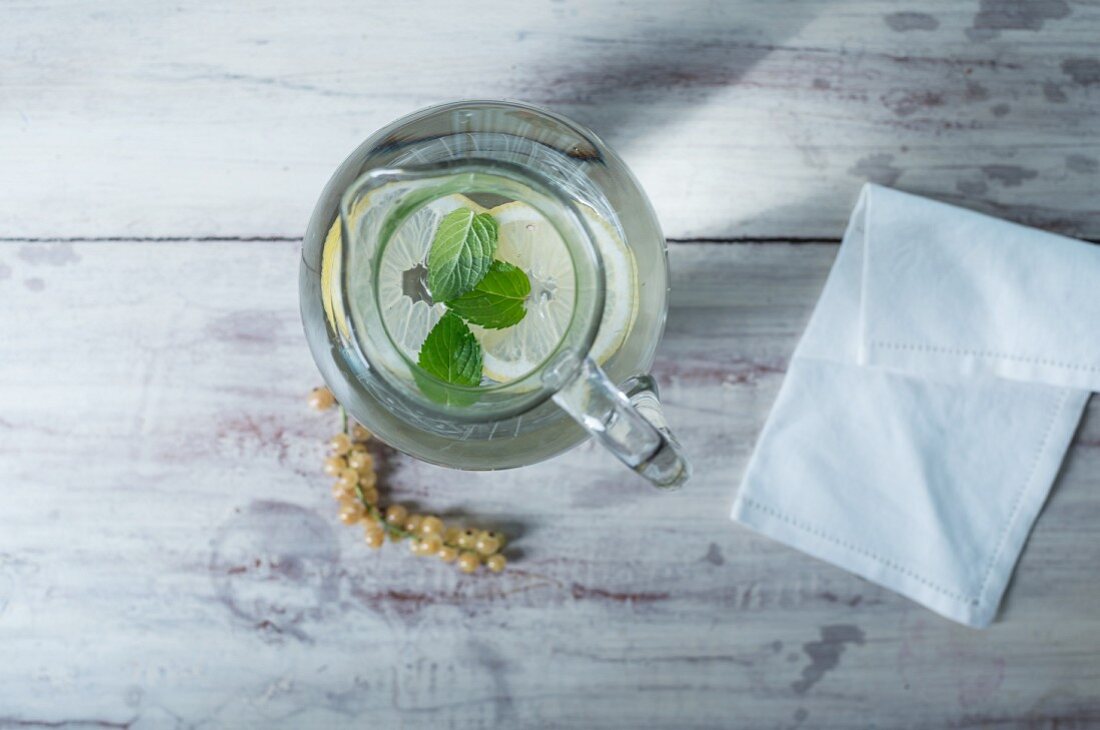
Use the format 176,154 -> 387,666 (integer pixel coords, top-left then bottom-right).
737,495 -> 971,603
870,342 -> 1100,372
972,389 -> 1068,604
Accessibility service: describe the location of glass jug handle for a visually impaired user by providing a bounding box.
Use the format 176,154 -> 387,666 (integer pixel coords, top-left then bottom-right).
544,354 -> 691,489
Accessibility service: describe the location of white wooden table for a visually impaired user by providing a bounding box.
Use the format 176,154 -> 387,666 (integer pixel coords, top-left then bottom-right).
2,2 -> 1099,727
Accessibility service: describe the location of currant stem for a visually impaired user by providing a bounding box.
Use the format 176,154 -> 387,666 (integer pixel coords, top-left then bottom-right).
352,486 -> 469,549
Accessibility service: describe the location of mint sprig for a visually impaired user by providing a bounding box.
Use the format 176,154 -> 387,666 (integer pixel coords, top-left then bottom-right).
445,261 -> 531,330
415,205 -> 535,401
417,311 -> 483,387
427,208 -> 498,301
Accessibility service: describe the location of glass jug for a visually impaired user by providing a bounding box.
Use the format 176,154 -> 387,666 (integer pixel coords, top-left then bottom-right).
300,100 -> 690,488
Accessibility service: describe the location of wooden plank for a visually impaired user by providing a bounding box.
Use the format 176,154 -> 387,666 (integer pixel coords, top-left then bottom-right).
3,1 -> 1100,240
0,240 -> 1097,727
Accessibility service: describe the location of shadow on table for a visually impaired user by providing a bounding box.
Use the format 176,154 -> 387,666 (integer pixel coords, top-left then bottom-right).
516,1 -> 832,147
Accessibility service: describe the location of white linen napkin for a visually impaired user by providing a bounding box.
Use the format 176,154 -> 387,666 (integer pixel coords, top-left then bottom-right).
731,183 -> 1098,627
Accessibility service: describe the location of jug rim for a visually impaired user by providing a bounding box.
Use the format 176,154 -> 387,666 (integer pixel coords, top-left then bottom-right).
336,158 -> 608,424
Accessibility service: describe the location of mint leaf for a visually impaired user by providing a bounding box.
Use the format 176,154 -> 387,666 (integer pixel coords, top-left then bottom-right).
416,311 -> 483,387
445,261 -> 531,330
427,208 -> 498,301
412,369 -> 481,408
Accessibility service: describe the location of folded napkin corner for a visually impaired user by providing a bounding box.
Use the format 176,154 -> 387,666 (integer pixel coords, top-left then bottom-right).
731,184 -> 1096,627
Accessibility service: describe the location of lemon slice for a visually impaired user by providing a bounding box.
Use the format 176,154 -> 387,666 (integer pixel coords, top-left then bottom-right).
578,202 -> 639,365
320,206 -> 352,341
477,201 -> 637,383
377,194 -> 488,362
320,192 -> 486,361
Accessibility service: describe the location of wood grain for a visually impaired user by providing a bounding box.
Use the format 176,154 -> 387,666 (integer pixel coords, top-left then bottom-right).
1,240 -> 1097,728
4,0 -> 1099,725
3,1 -> 1100,240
